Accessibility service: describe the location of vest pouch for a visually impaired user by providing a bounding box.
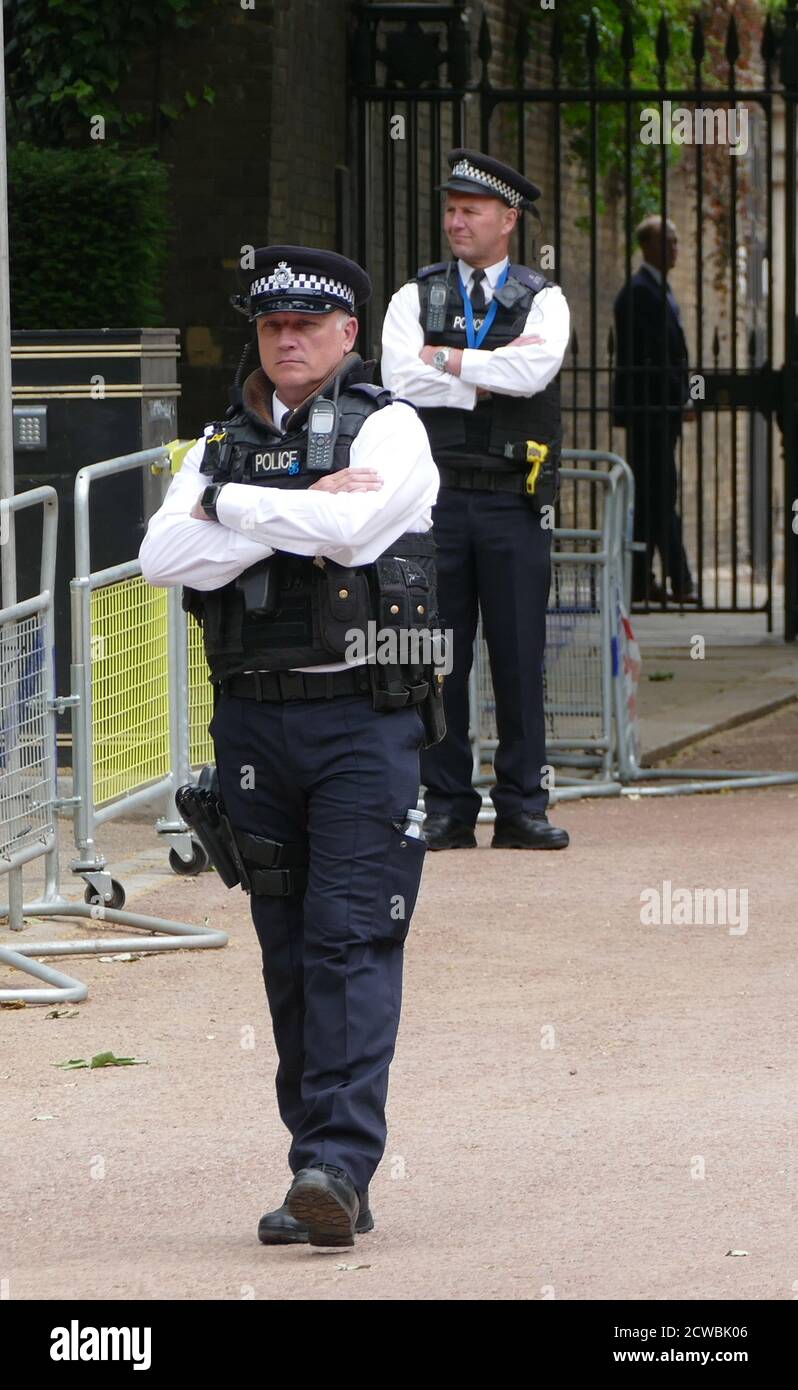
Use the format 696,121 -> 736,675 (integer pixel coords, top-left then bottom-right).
371,555 -> 433,643
401,560 -> 433,637
367,556 -> 433,711
195,581 -> 245,654
374,556 -> 408,628
236,557 -> 279,616
316,560 -> 371,656
372,554 -> 431,629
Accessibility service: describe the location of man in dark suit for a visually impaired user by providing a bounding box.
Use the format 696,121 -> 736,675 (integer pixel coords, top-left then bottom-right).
613,216 -> 697,604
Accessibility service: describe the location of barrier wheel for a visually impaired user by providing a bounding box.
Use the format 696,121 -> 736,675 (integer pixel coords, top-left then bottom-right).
84,879 -> 126,910
169,843 -> 209,877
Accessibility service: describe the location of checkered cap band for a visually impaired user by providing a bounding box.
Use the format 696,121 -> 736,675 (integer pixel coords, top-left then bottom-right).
451,158 -> 524,208
249,268 -> 355,309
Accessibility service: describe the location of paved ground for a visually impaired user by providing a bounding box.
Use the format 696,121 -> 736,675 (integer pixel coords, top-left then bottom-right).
633,616 -> 798,761
2,700 -> 796,1301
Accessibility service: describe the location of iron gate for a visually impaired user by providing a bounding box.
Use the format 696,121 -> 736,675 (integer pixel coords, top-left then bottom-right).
347,0 -> 798,638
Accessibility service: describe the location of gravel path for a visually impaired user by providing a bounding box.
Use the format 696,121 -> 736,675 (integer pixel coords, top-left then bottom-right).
2,706 -> 796,1300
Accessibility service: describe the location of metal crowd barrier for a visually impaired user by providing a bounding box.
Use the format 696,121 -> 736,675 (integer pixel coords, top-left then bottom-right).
0,470 -> 227,1006
466,450 -> 798,813
68,447 -> 214,901
468,454 -> 632,813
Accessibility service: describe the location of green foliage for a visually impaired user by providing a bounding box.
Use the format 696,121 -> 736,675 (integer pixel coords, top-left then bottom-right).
8,144 -> 171,328
4,0 -> 215,145
4,0 -> 217,328
539,0 -> 789,228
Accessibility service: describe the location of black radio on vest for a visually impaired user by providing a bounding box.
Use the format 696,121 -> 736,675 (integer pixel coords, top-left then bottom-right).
425,274 -> 451,334
306,396 -> 339,471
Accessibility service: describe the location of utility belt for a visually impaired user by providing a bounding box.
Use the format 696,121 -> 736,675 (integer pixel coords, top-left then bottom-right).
436,439 -> 558,507
214,652 -> 446,748
437,464 -> 527,494
175,768 -> 308,898
194,543 -> 447,747
219,667 -> 371,702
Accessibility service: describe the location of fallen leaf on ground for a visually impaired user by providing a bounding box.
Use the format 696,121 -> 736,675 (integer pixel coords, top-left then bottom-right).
726,1249 -> 749,1257
335,1263 -> 371,1271
97,953 -> 140,963
90,1051 -> 148,1068
0,1000 -> 27,1009
45,1008 -> 80,1019
32,1114 -> 57,1121
54,1052 -> 148,1070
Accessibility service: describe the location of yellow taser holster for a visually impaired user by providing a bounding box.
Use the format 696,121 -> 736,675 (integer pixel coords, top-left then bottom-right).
523,439 -> 549,496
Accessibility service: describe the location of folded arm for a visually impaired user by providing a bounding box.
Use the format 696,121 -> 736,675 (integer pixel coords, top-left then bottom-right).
138,433 -> 275,590
215,401 -> 439,567
380,283 -> 479,409
457,285 -> 571,396
381,280 -> 570,404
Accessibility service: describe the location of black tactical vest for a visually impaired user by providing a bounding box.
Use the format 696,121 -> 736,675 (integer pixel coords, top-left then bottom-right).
183,363 -> 436,681
414,260 -> 562,475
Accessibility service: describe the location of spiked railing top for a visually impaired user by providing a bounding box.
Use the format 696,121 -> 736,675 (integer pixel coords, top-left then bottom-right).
691,14 -> 705,66
725,13 -> 740,68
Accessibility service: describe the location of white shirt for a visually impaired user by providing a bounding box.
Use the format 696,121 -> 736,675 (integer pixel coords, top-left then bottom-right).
380,255 -> 571,407
139,398 -> 439,673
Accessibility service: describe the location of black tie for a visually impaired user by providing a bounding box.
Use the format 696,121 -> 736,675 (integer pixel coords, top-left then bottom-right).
469,268 -> 487,316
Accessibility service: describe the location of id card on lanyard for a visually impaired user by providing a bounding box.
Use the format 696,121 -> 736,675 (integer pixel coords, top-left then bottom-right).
457,264 -> 510,349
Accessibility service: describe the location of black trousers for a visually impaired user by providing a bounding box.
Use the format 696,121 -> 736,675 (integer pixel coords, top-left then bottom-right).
628,419 -> 693,598
210,690 -> 426,1195
421,486 -> 552,826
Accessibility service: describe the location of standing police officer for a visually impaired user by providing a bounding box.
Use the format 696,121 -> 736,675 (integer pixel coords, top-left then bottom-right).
140,247 -> 439,1247
381,150 -> 570,851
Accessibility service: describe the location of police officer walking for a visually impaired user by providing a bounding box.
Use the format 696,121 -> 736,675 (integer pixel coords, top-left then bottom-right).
381,150 -> 571,851
140,246 -> 440,1246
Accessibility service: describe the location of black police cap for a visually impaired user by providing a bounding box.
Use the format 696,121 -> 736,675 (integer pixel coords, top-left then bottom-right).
439,149 -> 541,211
233,245 -> 371,320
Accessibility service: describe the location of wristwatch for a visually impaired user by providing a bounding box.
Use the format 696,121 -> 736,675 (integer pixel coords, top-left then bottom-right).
432,347 -> 450,373
199,483 -> 224,521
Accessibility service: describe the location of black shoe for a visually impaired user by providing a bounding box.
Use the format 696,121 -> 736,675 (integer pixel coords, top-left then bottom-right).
491,812 -> 570,850
258,1182 -> 374,1246
669,586 -> 699,604
422,813 -> 477,851
632,580 -> 666,604
284,1164 -> 361,1248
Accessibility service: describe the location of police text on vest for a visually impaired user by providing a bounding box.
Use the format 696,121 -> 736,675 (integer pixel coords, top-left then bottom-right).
252,449 -> 300,473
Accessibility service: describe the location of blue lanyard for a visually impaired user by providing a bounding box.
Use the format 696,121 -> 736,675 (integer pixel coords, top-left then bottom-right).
458,263 -> 509,349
